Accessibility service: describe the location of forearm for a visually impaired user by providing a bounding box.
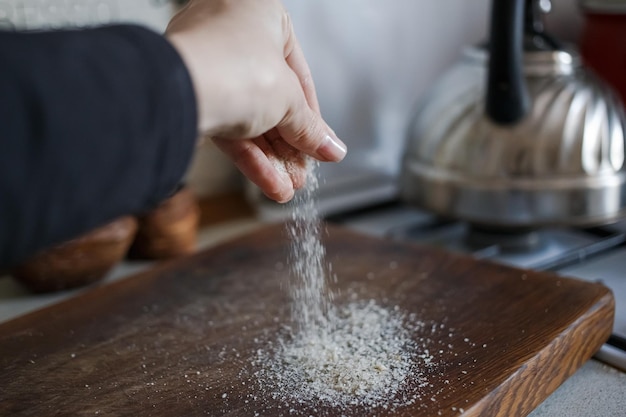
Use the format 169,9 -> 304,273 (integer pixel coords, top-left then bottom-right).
0,25 -> 198,267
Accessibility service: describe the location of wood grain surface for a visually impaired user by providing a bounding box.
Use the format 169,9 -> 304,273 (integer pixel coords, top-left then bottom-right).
0,223 -> 614,417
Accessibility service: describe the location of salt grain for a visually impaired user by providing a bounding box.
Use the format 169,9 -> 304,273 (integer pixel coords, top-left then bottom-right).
255,300 -> 427,410
285,159 -> 329,330
253,159 -> 431,412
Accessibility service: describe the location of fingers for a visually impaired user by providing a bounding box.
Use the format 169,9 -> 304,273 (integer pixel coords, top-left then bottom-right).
211,136 -> 298,203
276,80 -> 347,163
264,128 -> 307,189
282,14 -> 321,114
279,12 -> 347,163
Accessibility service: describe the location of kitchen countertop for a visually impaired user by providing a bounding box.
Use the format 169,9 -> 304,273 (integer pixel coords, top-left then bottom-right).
1,196 -> 625,416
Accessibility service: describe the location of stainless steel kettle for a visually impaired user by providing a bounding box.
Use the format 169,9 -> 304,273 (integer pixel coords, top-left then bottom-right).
400,0 -> 626,228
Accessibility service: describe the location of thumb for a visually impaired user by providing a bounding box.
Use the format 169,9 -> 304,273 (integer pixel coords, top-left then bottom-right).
276,76 -> 347,162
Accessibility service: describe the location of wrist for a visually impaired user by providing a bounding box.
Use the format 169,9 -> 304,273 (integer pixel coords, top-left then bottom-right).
166,32 -> 225,136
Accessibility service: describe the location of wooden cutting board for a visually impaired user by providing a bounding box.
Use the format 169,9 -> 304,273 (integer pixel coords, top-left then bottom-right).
0,223 -> 614,417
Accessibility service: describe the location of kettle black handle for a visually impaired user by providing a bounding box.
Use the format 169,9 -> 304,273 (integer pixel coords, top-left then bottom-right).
486,0 -> 530,125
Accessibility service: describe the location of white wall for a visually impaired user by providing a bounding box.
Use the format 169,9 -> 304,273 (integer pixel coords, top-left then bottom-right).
288,0 -> 493,176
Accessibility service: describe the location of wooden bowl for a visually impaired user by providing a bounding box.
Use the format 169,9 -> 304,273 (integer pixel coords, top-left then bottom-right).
12,216 -> 138,293
128,187 -> 200,260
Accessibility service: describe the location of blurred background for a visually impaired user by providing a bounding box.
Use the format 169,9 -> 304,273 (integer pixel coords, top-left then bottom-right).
0,0 -> 585,215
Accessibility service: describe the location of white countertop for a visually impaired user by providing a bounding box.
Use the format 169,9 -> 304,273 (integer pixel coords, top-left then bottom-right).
1,217 -> 625,416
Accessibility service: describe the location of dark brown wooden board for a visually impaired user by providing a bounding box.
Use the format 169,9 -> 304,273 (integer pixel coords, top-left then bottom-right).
0,223 -> 614,417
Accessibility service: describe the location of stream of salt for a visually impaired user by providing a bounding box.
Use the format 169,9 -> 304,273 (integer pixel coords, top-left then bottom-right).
252,159 -> 435,412
285,159 -> 331,331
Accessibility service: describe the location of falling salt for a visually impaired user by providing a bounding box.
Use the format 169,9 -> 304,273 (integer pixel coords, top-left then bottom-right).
285,158 -> 329,330
254,158 -> 432,411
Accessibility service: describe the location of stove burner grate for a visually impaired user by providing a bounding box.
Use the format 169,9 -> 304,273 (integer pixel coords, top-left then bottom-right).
465,225 -> 542,252
386,219 -> 626,271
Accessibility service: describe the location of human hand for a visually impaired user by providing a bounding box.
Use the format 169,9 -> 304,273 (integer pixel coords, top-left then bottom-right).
166,0 -> 346,203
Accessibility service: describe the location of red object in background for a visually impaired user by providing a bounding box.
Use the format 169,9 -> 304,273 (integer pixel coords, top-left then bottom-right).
580,9 -> 626,107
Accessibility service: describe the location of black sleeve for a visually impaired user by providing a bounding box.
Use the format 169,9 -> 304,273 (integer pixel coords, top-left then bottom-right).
0,25 -> 198,268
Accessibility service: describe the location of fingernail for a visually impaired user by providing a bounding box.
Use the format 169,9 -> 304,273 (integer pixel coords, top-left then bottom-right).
275,189 -> 295,204
319,134 -> 347,162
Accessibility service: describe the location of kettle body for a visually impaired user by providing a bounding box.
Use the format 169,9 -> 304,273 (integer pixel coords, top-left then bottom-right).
400,0 -> 626,228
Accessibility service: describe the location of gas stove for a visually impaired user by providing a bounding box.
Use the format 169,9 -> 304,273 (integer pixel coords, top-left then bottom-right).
327,200 -> 626,372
